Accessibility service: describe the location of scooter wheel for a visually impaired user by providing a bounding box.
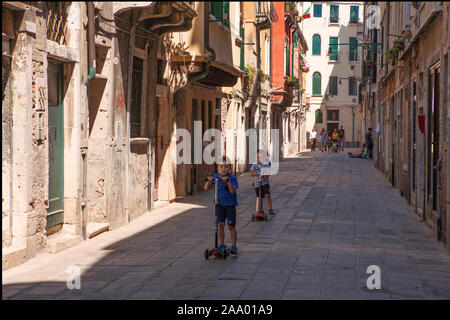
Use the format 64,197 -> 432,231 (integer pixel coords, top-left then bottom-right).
252,214 -> 255,221
204,249 -> 210,260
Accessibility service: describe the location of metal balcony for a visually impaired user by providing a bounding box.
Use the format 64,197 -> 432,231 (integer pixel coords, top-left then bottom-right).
256,1 -> 278,29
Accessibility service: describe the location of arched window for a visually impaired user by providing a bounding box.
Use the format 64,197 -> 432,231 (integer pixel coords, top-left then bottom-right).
315,109 -> 323,123
312,72 -> 321,95
312,34 -> 321,55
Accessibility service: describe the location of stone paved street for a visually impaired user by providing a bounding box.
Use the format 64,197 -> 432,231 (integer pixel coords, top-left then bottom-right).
3,150 -> 450,300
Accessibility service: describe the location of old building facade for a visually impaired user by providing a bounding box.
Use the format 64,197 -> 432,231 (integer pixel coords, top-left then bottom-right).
2,1 -> 311,270
360,1 -> 449,251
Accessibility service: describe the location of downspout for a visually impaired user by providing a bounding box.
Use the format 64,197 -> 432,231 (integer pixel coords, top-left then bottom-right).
188,2 -> 215,194
85,2 -> 96,85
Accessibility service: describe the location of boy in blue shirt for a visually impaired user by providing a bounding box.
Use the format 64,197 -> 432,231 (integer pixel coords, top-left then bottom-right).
204,158 -> 239,256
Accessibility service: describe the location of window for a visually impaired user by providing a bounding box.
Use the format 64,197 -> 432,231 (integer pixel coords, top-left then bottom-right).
240,27 -> 245,70
313,4 -> 322,17
350,6 -> 359,23
315,109 -> 323,123
327,110 -> 339,121
312,34 -> 321,55
312,72 -> 321,95
285,37 -> 290,76
329,37 -> 338,61
349,37 -> 358,61
201,100 -> 205,134
208,101 -> 212,129
348,77 -> 357,96
329,76 -> 338,95
330,5 -> 339,23
211,2 -> 230,28
131,57 -> 143,137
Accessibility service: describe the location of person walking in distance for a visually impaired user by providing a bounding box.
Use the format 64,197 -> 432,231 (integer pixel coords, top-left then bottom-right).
338,125 -> 345,151
310,128 -> 317,151
320,128 -> 327,152
365,128 -> 374,158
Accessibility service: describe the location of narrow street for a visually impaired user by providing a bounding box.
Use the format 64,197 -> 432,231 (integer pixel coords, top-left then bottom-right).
3,149 -> 450,300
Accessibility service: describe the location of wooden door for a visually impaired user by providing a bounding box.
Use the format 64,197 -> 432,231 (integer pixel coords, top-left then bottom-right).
47,60 -> 64,227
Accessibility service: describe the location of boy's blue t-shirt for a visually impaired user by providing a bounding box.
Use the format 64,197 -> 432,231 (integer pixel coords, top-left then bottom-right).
211,173 -> 239,206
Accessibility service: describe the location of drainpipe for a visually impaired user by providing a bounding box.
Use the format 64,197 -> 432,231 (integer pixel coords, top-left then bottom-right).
188,2 -> 215,194
85,2 -> 96,85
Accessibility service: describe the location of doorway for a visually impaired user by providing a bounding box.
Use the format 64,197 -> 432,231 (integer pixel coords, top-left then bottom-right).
47,60 -> 64,227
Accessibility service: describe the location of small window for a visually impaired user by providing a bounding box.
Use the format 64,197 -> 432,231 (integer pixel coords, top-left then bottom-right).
315,109 -> 323,123
312,34 -> 321,55
350,6 -> 359,23
329,76 -> 338,96
349,77 -> 357,96
131,57 -> 143,137
313,4 -> 322,17
329,37 -> 338,61
330,5 -> 339,23
327,110 -> 339,121
210,2 -> 230,28
312,72 -> 321,95
208,101 -> 212,129
349,37 -> 358,61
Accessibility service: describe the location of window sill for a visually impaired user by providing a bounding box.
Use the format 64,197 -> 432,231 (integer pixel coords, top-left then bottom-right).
328,60 -> 340,64
130,137 -> 150,145
311,95 -> 323,97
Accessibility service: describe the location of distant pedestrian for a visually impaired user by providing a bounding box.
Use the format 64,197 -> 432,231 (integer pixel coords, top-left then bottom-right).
338,125 -> 345,151
327,132 -> 333,153
332,129 -> 339,152
320,128 -> 327,152
365,128 -> 373,158
310,128 -> 317,151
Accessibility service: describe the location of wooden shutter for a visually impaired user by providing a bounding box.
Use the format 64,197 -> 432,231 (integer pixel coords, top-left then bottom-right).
313,72 -> 321,95
329,76 -> 337,95
211,2 -> 222,21
329,37 -> 338,61
350,6 -> 359,23
349,37 -> 357,61
312,34 -> 321,55
330,5 -> 339,23
314,4 -> 322,17
222,2 -> 229,28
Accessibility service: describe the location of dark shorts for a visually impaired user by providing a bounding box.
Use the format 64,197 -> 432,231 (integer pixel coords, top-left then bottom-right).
255,184 -> 270,198
216,205 -> 236,227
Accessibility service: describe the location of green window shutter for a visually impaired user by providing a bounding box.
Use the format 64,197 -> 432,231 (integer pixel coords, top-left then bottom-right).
240,27 -> 245,71
285,38 -> 290,76
312,72 -> 321,95
330,5 -> 339,23
211,2 -> 223,21
350,6 -> 359,23
329,37 -> 338,61
313,4 -> 322,17
349,37 -> 358,61
329,76 -> 338,95
312,34 -> 321,55
222,2 -> 229,28
315,110 -> 323,123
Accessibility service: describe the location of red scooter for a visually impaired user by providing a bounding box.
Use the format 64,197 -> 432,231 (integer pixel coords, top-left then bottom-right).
251,173 -> 269,222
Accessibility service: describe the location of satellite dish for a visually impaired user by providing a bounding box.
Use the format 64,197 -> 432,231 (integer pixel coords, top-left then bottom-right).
412,2 -> 420,9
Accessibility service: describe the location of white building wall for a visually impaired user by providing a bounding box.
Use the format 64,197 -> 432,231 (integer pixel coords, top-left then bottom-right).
300,1 -> 363,148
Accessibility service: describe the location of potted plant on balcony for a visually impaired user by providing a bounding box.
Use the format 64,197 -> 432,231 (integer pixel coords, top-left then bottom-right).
393,38 -> 405,51
385,48 -> 398,63
285,76 -> 299,89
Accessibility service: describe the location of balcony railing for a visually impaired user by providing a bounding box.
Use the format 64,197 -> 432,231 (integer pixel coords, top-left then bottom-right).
46,2 -> 69,45
256,1 -> 278,25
